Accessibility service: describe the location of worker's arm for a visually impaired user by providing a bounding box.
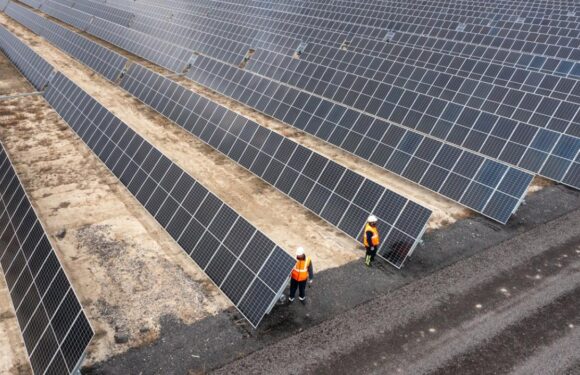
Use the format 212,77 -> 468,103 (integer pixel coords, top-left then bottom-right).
366,231 -> 374,247
308,261 -> 314,280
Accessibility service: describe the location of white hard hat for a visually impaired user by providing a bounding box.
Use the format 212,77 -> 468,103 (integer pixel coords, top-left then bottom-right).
367,215 -> 378,223
296,247 -> 305,257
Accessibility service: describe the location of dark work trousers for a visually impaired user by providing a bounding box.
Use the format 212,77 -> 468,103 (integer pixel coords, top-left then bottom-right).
289,278 -> 307,300
366,246 -> 378,264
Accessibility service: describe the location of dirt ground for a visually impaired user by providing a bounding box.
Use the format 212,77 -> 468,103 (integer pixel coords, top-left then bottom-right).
0,58 -> 31,96
215,193 -> 580,375
0,56 -> 229,368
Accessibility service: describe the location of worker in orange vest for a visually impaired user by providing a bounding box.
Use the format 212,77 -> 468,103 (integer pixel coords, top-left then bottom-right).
289,247 -> 314,304
364,215 -> 380,266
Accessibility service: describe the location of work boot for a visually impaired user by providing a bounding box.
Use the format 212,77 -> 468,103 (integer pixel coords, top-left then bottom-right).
288,297 -> 295,304
299,297 -> 306,305
365,255 -> 371,267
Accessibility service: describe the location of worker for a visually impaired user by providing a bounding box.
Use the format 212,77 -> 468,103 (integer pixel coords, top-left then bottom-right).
289,247 -> 314,304
364,215 -> 380,266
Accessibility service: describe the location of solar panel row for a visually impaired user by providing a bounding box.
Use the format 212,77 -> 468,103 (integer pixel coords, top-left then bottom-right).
272,3 -> 575,30
246,3 -> 579,53
292,40 -> 580,103
24,0 -> 191,73
4,0 -> 430,267
6,2 -> 127,82
186,55 -> 535,222
43,72 -> 296,327
83,0 -> 577,189
7,0 -> 435,265
150,0 -> 573,24
16,0 -> 41,9
71,0 -> 134,27
108,0 -> 580,78
230,0 -> 576,31
87,17 -> 192,74
41,0 -> 93,32
15,0 -> 535,223
0,23 -> 54,90
46,0 -> 575,189
119,63 -> 432,268
0,143 -> 93,375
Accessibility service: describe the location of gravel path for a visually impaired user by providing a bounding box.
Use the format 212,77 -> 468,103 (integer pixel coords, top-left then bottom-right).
214,207 -> 580,375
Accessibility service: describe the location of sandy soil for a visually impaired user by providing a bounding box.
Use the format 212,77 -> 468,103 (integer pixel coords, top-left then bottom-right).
0,55 -> 229,366
0,57 -> 32,96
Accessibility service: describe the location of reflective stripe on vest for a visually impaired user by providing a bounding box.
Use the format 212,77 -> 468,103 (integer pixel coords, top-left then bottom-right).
363,223 -> 380,247
291,256 -> 311,282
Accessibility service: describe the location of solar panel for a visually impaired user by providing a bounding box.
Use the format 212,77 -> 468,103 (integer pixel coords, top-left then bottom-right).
37,0 -> 544,212
0,143 -> 93,375
27,0 -> 190,73
186,56 -> 534,223
0,24 -> 54,91
70,0 -> 135,27
27,0 -> 543,216
5,0 -> 432,267
241,48 -> 580,189
86,16 -> 192,74
351,31 -> 579,78
82,0 -> 580,79
5,1 -> 46,35
40,0 -> 93,31
33,0 -> 579,82
0,0 -> 10,12
91,1 -> 574,191
43,72 -> 295,327
119,62 -> 432,268
6,3 -> 128,81
254,39 -> 580,109
16,0 -> 43,9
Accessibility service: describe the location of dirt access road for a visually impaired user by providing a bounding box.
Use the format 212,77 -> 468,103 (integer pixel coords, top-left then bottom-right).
84,184 -> 580,374
215,200 -> 580,375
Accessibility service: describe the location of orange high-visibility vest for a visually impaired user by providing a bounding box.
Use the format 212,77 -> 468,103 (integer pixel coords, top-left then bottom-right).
363,223 -> 380,247
291,256 -> 311,282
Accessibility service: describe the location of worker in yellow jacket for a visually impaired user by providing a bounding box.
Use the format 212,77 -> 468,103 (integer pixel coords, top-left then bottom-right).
289,247 -> 314,304
364,215 -> 380,267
